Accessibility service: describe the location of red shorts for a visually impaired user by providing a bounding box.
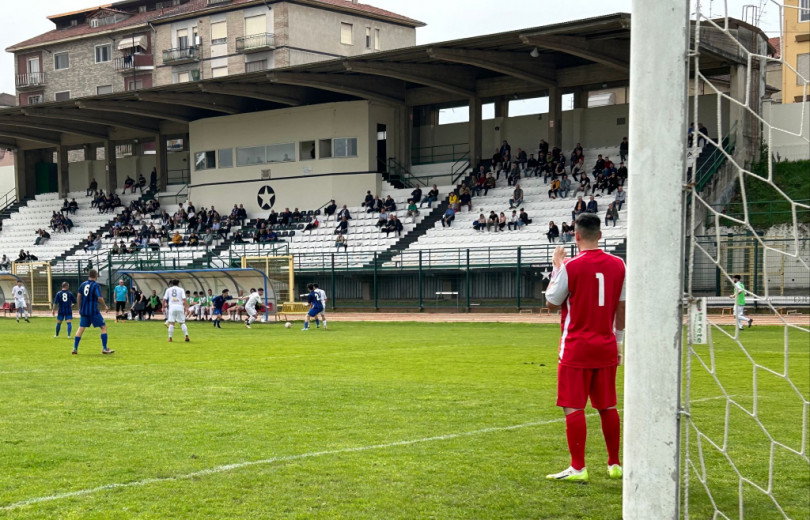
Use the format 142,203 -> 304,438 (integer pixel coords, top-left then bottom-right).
556,364 -> 617,410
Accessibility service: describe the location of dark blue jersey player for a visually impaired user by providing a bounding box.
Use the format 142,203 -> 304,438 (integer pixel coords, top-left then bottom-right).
73,269 -> 114,355
52,281 -> 77,338
211,289 -> 233,329
302,283 -> 324,331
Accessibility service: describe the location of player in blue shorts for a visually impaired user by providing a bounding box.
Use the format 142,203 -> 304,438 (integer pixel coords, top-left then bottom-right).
302,283 -> 324,331
52,281 -> 76,338
211,288 -> 233,329
73,269 -> 114,355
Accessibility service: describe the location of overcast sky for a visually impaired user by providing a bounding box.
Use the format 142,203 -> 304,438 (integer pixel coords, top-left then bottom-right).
0,0 -> 782,97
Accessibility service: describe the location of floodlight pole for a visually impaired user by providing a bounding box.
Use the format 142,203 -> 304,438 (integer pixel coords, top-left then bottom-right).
624,1 -> 689,519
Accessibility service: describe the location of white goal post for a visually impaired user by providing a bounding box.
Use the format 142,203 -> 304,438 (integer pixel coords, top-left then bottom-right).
624,1 -> 690,519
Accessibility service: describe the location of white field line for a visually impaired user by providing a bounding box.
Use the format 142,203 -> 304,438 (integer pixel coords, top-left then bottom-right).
0,396 -> 730,512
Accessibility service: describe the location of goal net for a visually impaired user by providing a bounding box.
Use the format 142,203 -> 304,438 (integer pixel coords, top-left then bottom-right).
682,2 -> 810,518
11,262 -> 52,308
626,1 -> 809,519
241,255 -> 294,304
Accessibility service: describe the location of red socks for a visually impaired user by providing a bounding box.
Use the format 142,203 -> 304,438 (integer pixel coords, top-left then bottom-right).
565,410 -> 587,470
599,408 -> 622,466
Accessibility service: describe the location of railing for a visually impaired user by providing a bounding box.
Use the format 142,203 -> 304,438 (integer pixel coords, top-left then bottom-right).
15,72 -> 45,88
0,187 -> 17,214
162,46 -> 199,64
707,198 -> 810,228
207,0 -> 231,5
167,169 -> 190,185
412,143 -> 469,165
245,60 -> 268,73
236,33 -> 276,53
387,158 -> 428,188
113,54 -> 154,71
158,183 -> 189,205
451,152 -> 471,184
694,122 -> 737,192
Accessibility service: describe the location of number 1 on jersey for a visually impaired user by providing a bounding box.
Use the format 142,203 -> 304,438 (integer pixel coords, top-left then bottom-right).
595,273 -> 605,307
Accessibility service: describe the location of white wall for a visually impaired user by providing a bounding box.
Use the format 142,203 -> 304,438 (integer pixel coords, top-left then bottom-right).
0,165 -> 15,200
762,101 -> 810,161
187,101 -> 380,217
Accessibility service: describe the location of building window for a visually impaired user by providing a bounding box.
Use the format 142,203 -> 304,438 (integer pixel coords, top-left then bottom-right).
340,23 -> 353,45
177,28 -> 189,49
219,148 -> 233,168
245,14 -> 266,36
375,28 -> 380,50
318,139 -> 333,159
211,66 -> 228,78
96,85 -> 113,95
177,71 -> 190,83
245,59 -> 267,73
211,21 -> 227,45
801,0 -> 810,22
194,151 -> 217,171
267,143 -> 295,163
95,44 -> 112,63
798,53 -> 810,85
300,140 -> 316,160
54,52 -> 69,70
365,27 -> 371,48
27,95 -> 43,105
54,91 -> 70,102
333,138 -> 358,158
127,79 -> 144,91
236,146 -> 266,166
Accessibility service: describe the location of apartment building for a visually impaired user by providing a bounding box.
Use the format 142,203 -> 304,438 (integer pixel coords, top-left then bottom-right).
782,0 -> 810,103
7,0 -> 422,104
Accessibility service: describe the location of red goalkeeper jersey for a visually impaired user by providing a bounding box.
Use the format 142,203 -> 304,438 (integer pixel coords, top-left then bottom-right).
545,249 -> 626,368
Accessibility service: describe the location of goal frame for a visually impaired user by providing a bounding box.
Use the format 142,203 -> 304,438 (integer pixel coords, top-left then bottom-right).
240,255 -> 295,304
11,261 -> 53,308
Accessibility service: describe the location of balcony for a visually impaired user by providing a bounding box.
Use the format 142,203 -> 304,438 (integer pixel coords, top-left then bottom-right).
16,72 -> 45,89
236,33 -> 276,53
162,46 -> 200,65
114,54 -> 154,72
207,0 -> 231,5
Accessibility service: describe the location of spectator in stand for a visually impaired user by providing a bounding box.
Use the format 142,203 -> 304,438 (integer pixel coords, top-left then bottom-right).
516,148 -> 528,172
410,186 -> 422,205
576,175 -> 591,197
560,222 -> 572,243
337,205 -> 352,221
507,163 -> 521,187
150,167 -> 157,192
547,221 -> 560,243
500,140 -> 512,166
361,191 -> 374,209
383,196 -> 397,212
617,162 -> 628,185
123,175 -> 136,194
335,232 -> 347,251
375,208 -> 389,228
594,174 -> 608,195
34,229 -> 50,245
67,198 -> 78,214
549,178 -> 561,199
291,208 -> 302,223
448,191 -> 459,211
459,185 -> 473,212
84,235 -> 102,253
471,170 -> 486,196
559,174 -> 572,199
473,213 -> 487,232
236,204 -> 247,226
86,178 -> 98,197
304,217 -> 319,233
572,196 -> 587,221
441,206 -> 455,227
366,196 -> 381,214
17,249 -> 27,262
586,195 -> 598,214
606,172 -> 620,195
0,255 -> 10,270
26,251 -> 39,261
323,200 -> 337,220
592,154 -> 606,177
571,156 -> 586,182
279,208 -> 292,226
230,230 -> 244,244
406,200 -> 419,219
484,172 -> 496,196
267,229 -> 279,243
148,234 -> 161,251
188,232 -> 200,247
605,202 -> 619,227
526,154 -> 539,177
614,186 -> 627,211
619,137 -> 629,163
487,211 -> 498,232
267,209 -> 279,226
538,139 -> 549,159
518,208 -> 532,228
169,231 -> 185,249
697,123 -> 708,147
335,216 -> 349,235
492,148 -> 503,175
507,210 -> 520,231
61,199 -> 70,214
421,185 -> 439,208
384,215 -> 403,237
498,212 -> 507,231
137,173 -> 146,193
509,184 -> 524,209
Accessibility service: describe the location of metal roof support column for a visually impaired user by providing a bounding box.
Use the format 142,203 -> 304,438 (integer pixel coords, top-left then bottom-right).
547,86 -> 563,150
155,134 -> 168,193
104,140 -> 118,194
57,144 -> 69,199
468,95 -> 482,171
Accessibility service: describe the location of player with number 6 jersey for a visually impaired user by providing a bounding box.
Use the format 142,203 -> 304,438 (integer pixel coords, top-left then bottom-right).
544,213 -> 626,483
73,269 -> 113,355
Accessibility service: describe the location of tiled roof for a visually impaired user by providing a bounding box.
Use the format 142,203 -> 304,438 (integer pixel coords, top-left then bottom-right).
768,37 -> 781,58
8,0 -> 422,52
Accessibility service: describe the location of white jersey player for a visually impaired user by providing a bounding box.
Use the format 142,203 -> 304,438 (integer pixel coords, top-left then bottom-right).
12,281 -> 30,323
313,283 -> 328,329
244,288 -> 264,329
162,280 -> 190,342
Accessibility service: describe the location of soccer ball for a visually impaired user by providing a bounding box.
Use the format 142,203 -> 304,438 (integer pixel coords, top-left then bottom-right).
285,322 -> 292,329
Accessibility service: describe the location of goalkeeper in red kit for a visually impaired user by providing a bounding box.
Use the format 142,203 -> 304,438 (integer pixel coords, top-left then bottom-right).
544,213 -> 626,482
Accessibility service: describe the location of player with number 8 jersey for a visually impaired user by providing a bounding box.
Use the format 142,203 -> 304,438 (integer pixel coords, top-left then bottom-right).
544,213 -> 625,483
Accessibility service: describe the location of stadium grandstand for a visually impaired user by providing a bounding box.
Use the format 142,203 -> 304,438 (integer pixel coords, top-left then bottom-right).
0,12 -> 774,308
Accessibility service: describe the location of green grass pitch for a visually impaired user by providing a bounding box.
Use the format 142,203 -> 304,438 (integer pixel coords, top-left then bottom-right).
0,319 -> 806,519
